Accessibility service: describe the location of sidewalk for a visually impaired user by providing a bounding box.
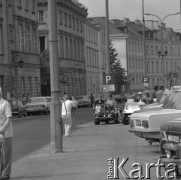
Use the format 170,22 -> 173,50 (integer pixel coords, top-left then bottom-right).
12,122 -> 112,180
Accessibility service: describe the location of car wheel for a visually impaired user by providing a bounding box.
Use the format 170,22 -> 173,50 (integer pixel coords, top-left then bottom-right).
18,112 -> 22,118
94,118 -> 100,125
24,112 -> 27,117
122,114 -> 129,125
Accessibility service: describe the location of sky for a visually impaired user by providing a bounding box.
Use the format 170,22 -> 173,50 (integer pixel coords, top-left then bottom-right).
79,0 -> 181,30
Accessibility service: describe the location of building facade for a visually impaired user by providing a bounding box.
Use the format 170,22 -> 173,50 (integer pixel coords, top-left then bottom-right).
87,17 -> 108,94
37,0 -> 88,97
0,0 -> 40,99
110,18 -> 181,92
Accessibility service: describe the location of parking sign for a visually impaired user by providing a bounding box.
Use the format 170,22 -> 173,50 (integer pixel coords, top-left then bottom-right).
143,77 -> 149,83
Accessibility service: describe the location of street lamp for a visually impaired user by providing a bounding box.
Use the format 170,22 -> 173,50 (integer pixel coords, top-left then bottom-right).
145,12 -> 180,87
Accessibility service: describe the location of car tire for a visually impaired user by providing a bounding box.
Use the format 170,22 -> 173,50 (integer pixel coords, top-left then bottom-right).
122,114 -> 129,125
94,118 -> 100,125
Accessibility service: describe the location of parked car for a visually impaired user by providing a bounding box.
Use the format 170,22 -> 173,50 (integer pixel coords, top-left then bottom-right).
160,119 -> 181,177
25,97 -> 51,115
76,95 -> 91,108
129,90 -> 181,145
139,90 -> 172,111
9,99 -> 27,118
121,99 -> 142,125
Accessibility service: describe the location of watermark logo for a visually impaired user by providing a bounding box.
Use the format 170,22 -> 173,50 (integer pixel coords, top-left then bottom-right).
107,158 -> 180,179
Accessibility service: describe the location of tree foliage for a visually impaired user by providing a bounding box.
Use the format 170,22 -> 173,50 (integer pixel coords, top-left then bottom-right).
109,44 -> 127,85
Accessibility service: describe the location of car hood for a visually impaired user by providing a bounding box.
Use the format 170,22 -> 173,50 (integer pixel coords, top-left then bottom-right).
131,108 -> 181,119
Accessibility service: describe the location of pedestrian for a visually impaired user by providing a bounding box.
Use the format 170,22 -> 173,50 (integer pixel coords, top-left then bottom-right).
0,87 -> 13,180
156,86 -> 165,98
26,93 -> 30,103
21,94 -> 27,105
61,95 -> 77,137
90,93 -> 95,107
69,96 -> 78,127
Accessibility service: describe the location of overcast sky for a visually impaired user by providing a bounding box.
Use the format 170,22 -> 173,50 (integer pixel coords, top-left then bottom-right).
79,0 -> 181,30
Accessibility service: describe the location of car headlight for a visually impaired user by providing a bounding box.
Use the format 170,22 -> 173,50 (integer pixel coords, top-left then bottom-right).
165,150 -> 171,159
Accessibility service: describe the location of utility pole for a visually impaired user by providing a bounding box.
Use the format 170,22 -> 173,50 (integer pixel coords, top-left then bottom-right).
142,0 -> 146,78
48,0 -> 63,153
105,0 -> 110,74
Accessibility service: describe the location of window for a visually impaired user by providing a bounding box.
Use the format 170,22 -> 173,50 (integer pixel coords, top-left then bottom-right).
74,40 -> 76,59
59,11 -> 63,24
69,39 -> 72,59
64,13 -> 67,26
35,77 -> 38,95
18,0 -> 22,7
25,0 -> 28,10
77,19 -> 79,31
69,15 -> 71,28
21,77 -> 25,95
80,20 -> 83,32
25,25 -> 31,52
38,11 -> 44,23
60,36 -> 64,58
152,61 -> 154,73
32,0 -> 35,12
0,0 -> 2,6
19,24 -> 25,51
0,25 -> 3,54
73,17 -> 75,30
65,37 -> 68,58
156,61 -> 159,73
33,27 -> 38,53
28,77 -> 32,95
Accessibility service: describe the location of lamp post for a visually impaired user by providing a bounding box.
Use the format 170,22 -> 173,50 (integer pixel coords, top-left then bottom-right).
145,12 -> 180,87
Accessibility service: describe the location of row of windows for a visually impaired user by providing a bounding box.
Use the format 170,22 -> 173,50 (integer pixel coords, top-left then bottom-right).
58,35 -> 84,61
38,10 -> 83,33
146,45 -> 181,57
128,58 -> 144,69
17,0 -> 36,13
85,27 -> 98,45
18,23 -> 38,53
128,41 -> 144,53
131,75 -> 144,86
86,47 -> 99,68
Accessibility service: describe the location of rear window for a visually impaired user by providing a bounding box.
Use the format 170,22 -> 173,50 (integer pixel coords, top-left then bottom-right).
28,98 -> 46,103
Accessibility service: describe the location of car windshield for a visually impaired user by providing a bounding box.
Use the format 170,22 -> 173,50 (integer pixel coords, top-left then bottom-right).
156,94 -> 167,104
28,98 -> 46,103
163,91 -> 181,110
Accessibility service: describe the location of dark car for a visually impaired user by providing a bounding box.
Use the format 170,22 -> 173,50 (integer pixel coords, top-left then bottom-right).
9,99 -> 27,118
160,119 -> 181,177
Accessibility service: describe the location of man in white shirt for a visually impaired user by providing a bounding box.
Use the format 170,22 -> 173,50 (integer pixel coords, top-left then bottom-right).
61,95 -> 77,137
0,88 -> 12,180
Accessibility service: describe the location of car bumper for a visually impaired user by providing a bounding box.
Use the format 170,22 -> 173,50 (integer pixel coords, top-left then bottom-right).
129,129 -> 160,140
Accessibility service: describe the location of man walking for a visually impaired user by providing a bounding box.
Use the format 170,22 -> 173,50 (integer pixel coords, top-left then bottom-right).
61,95 -> 76,137
0,88 -> 12,180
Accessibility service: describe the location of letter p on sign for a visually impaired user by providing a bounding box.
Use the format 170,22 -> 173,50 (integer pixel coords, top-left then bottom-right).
106,76 -> 111,84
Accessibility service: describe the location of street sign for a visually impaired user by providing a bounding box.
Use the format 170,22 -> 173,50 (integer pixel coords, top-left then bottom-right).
103,74 -> 115,92
103,74 -> 115,85
143,77 -> 149,83
144,83 -> 149,87
103,84 -> 115,92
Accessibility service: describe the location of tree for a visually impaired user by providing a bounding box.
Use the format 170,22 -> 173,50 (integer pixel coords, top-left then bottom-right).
109,43 -> 127,94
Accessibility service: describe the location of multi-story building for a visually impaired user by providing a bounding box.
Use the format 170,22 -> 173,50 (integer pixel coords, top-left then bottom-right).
84,20 -> 100,96
37,0 -> 88,96
0,0 -> 40,99
87,17 -> 108,94
110,18 -> 181,92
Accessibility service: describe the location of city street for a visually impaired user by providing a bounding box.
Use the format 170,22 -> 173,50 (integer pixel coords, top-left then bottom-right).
12,108 -> 93,162
12,108 -> 165,180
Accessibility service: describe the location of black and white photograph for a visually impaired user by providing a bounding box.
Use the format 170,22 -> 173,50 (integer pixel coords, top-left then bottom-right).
0,0 -> 181,179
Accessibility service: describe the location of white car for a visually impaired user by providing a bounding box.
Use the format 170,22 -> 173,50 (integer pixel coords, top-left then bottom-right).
129,90 -> 181,145
25,97 -> 51,115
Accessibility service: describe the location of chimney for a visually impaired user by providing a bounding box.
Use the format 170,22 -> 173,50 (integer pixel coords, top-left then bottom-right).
124,18 -> 130,24
135,20 -> 141,25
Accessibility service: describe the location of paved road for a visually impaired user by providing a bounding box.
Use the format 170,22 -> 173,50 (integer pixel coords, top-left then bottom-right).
12,108 -> 93,162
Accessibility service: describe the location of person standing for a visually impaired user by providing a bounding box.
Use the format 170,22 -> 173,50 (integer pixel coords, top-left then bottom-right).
61,95 -> 76,137
0,88 -> 13,180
